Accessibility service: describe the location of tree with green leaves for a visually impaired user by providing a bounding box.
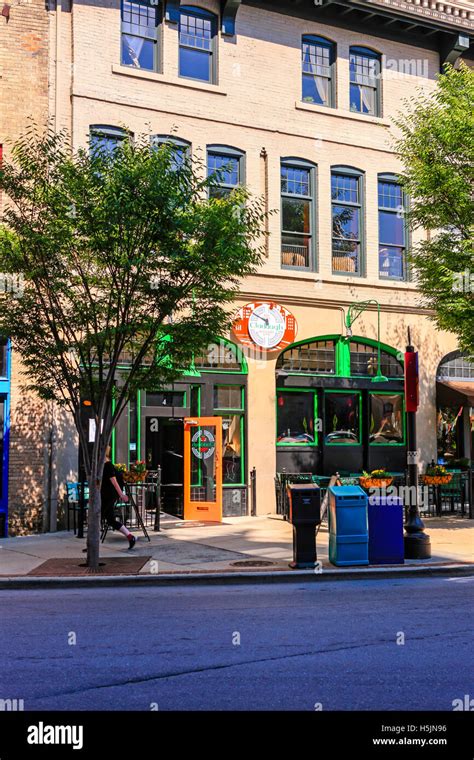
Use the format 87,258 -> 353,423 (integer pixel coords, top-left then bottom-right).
0,127 -> 267,569
395,62 -> 474,356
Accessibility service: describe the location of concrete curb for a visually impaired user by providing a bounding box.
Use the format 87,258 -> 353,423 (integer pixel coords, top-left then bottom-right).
0,563 -> 473,589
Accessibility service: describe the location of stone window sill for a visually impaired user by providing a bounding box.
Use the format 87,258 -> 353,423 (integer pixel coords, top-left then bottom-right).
295,100 -> 390,127
111,64 -> 227,96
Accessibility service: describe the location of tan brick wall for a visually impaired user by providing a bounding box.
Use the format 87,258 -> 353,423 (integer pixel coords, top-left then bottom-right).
0,0 -> 50,534
48,2 -> 471,514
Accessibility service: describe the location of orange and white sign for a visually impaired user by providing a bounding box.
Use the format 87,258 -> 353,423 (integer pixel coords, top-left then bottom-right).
232,302 -> 297,351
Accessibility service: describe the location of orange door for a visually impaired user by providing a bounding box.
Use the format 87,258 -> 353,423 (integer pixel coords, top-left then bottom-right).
184,417 -> 222,522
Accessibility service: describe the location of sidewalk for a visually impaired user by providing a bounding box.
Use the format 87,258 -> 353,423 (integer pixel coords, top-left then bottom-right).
0,513 -> 472,586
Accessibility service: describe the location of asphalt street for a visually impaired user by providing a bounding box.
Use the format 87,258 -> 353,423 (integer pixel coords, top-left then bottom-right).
1,575 -> 473,711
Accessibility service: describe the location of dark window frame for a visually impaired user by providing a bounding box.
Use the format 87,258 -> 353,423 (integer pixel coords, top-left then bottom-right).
178,5 -> 218,84
331,165 -> 365,277
89,125 -> 130,157
121,0 -> 162,73
301,34 -> 336,108
206,145 -> 245,198
276,388 -> 318,447
349,45 -> 381,117
280,157 -> 317,272
378,172 -> 408,282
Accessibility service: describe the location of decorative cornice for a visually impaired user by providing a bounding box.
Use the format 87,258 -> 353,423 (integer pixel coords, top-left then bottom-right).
343,0 -> 474,33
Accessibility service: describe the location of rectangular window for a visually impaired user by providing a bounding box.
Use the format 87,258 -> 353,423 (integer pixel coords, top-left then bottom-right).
145,391 -> 186,407
179,10 -> 215,83
370,393 -> 404,444
302,36 -> 334,107
350,47 -> 380,116
208,151 -> 241,198
281,163 -> 314,270
378,179 -> 406,280
221,414 -> 243,484
332,172 -> 362,274
277,391 -> 316,445
214,386 -> 243,410
325,392 -> 360,445
129,395 -> 138,463
121,0 -> 159,71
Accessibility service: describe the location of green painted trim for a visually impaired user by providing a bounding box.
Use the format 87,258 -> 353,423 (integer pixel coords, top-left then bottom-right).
336,338 -> 351,377
324,389 -> 362,446
276,387 -> 318,447
368,390 -> 406,446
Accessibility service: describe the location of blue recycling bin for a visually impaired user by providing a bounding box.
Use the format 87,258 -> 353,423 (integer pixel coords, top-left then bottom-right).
368,493 -> 404,565
329,485 -> 368,566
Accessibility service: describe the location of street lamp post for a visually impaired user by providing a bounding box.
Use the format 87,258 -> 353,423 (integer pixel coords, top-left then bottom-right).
404,330 -> 431,559
345,300 -> 388,383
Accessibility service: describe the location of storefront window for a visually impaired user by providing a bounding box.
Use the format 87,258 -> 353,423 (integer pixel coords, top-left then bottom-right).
221,415 -> 243,484
325,392 -> 360,444
0,399 -> 4,499
129,395 -> 138,462
214,385 -> 243,410
277,391 -> 316,445
214,385 -> 245,483
369,393 -> 404,444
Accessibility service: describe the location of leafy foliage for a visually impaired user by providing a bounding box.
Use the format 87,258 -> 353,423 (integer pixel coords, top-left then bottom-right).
394,63 -> 474,356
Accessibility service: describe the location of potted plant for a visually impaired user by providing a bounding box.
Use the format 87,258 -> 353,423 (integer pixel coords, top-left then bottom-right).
359,469 -> 394,489
421,464 -> 453,486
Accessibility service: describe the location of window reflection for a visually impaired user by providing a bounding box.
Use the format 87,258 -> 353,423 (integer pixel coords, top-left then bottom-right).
325,393 -> 360,444
277,391 -> 315,444
370,394 -> 403,444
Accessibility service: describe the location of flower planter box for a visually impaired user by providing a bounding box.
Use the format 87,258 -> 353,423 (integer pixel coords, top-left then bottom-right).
421,474 -> 452,486
359,477 -> 394,490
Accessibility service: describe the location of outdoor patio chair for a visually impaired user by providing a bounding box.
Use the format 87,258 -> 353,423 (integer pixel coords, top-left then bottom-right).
66,481 -> 89,535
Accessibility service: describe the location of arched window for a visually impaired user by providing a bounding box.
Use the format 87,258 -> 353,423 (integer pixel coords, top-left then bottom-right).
89,125 -> 130,157
179,6 -> 217,84
350,341 -> 403,378
349,46 -> 381,117
378,173 -> 408,281
151,135 -> 191,169
277,339 -> 335,374
281,158 -> 317,271
194,339 -> 247,373
207,145 -> 245,198
437,351 -> 474,381
302,35 -> 336,108
331,165 -> 364,275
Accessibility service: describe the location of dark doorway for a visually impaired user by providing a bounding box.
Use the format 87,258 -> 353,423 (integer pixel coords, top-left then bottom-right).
145,417 -> 184,517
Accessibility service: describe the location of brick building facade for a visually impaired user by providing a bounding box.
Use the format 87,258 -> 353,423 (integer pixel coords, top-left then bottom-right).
1,0 -> 473,530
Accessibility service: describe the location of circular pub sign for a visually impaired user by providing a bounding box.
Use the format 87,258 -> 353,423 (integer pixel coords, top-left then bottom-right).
192,429 -> 216,460
232,302 -> 297,351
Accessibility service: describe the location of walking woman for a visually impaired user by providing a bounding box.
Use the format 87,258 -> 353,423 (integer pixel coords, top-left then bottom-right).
101,446 -> 136,549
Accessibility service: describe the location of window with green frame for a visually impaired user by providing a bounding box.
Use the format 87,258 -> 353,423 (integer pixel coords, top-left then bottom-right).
349,341 -> 403,378
276,389 -> 317,446
214,385 -> 245,485
324,391 -> 361,445
369,393 -> 404,445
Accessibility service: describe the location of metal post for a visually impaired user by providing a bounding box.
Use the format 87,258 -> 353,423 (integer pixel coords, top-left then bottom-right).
77,439 -> 85,540
250,466 -> 257,516
404,338 -> 431,559
153,465 -> 161,532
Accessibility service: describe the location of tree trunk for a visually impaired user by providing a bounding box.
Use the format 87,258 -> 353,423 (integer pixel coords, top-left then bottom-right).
86,459 -> 101,571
